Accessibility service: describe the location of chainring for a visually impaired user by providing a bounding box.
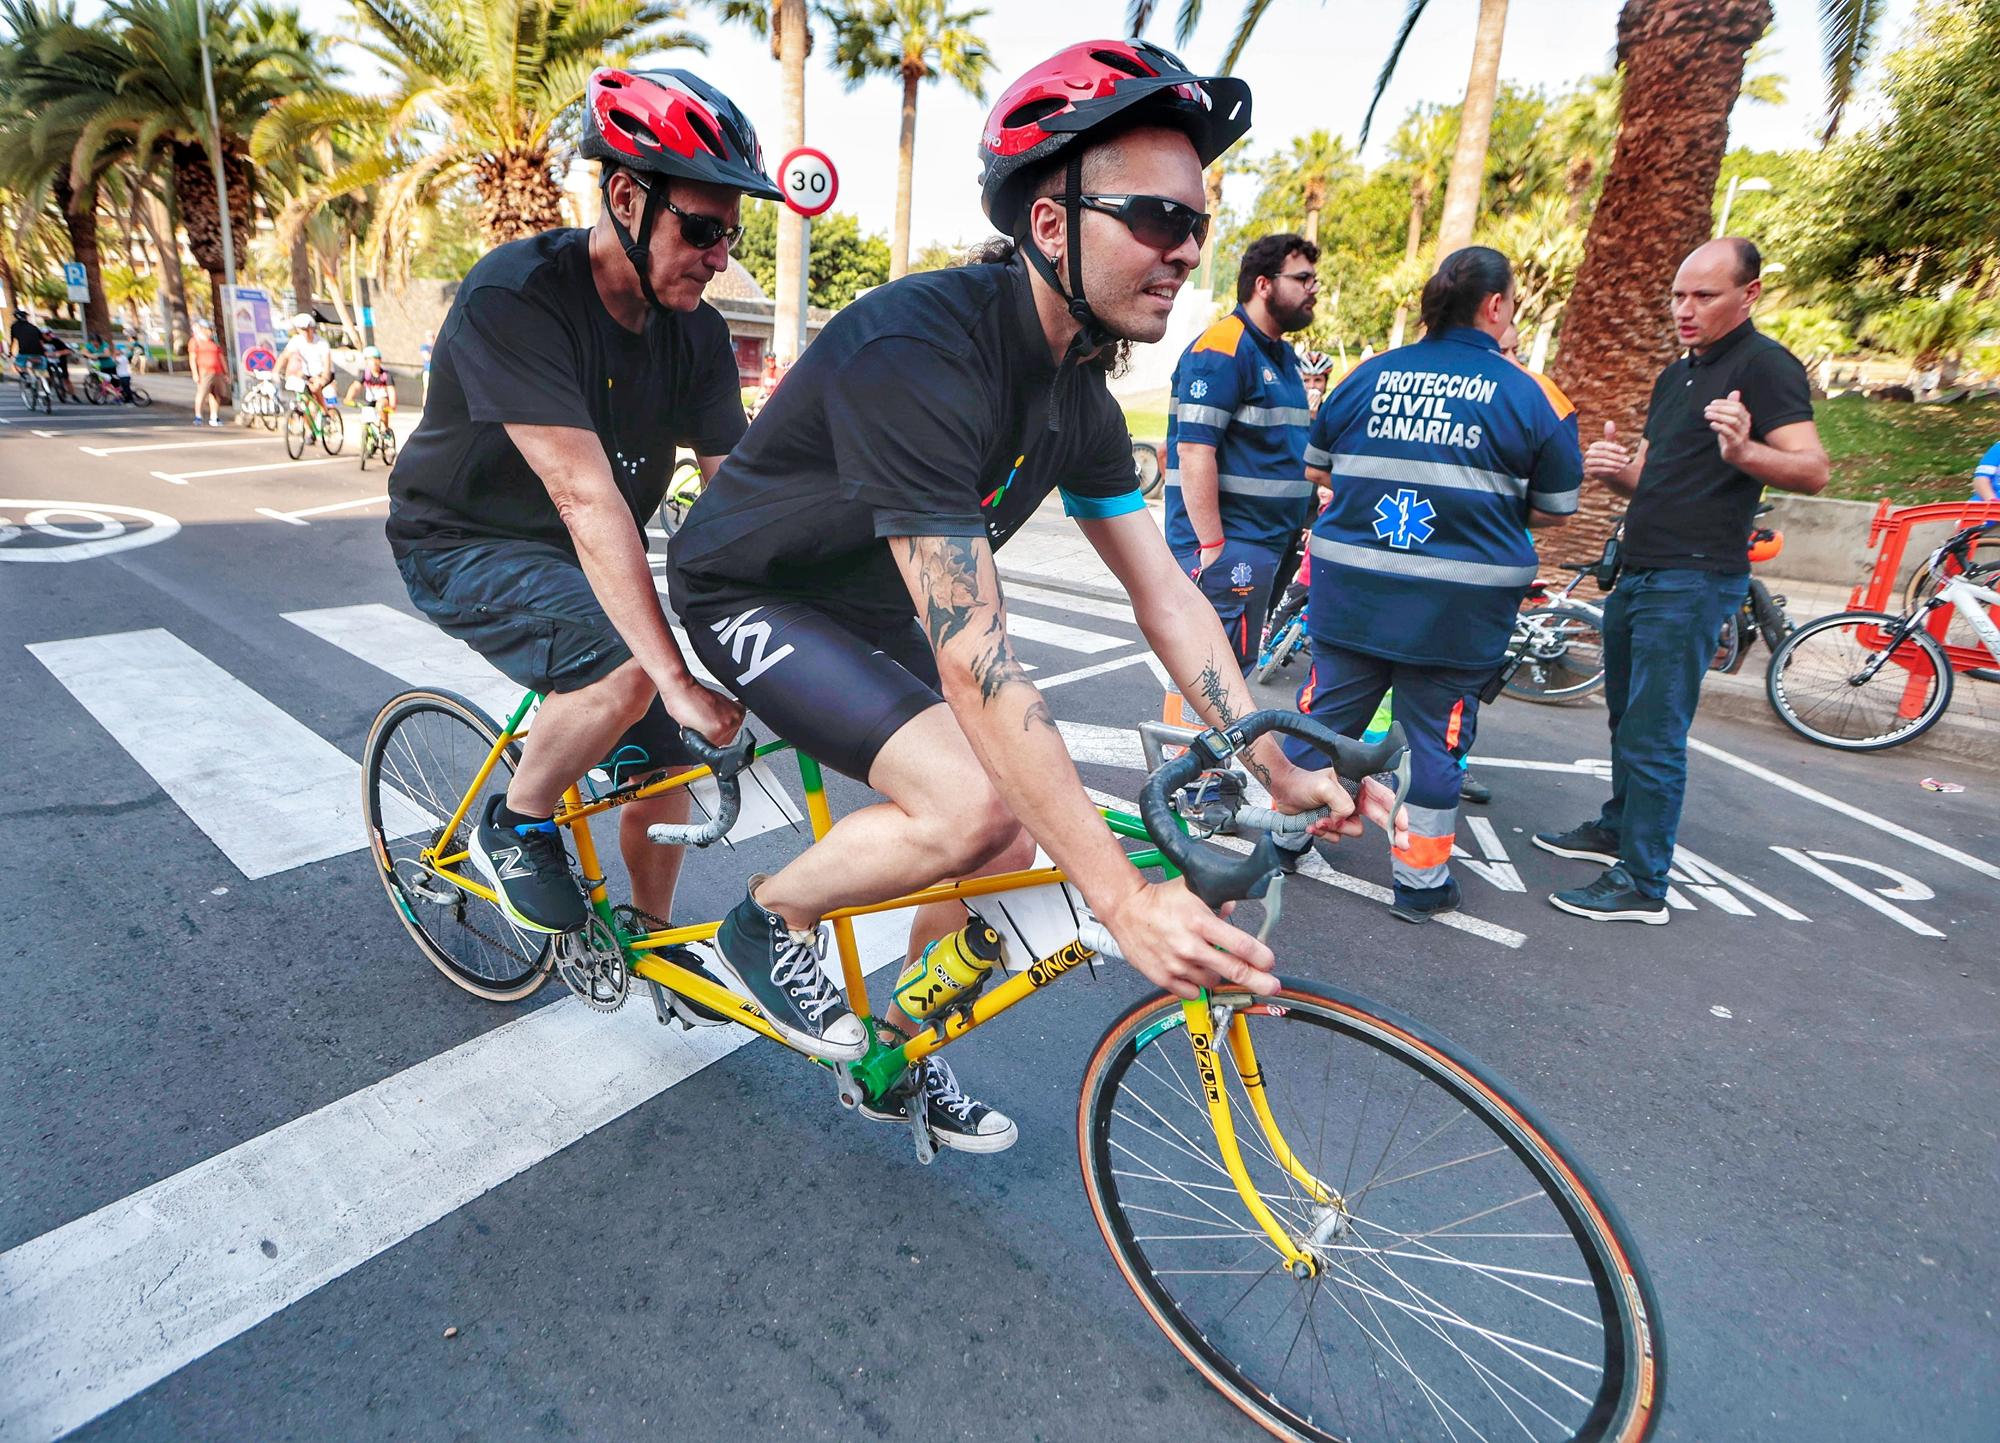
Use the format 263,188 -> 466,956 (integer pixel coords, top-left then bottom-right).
554,913 -> 629,1012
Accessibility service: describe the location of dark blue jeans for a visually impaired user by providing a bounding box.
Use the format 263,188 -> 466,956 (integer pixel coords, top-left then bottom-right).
1594,567 -> 1748,898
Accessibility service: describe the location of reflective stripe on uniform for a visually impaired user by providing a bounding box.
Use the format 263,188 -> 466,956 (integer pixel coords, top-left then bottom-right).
1236,404 -> 1312,427
1174,402 -> 1233,429
1534,484 -> 1582,516
1325,453 -> 1526,498
1303,444 -> 1332,470
1310,534 -> 1539,588
1166,470 -> 1317,499
1393,802 -> 1457,887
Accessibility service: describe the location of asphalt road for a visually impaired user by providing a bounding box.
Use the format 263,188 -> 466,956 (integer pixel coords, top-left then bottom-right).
2,393 -> 1994,1443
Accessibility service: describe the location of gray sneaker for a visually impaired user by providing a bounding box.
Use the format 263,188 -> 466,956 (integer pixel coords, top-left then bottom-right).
711,878 -> 867,1062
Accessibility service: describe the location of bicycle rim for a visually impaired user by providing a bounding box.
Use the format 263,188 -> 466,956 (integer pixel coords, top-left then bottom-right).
1503,608 -> 1606,704
1080,983 -> 1660,1443
1766,611 -> 1951,751
321,408 -> 345,454
284,413 -> 306,459
361,689 -> 550,1000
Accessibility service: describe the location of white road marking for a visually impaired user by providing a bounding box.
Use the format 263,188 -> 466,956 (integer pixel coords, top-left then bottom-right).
283,603 -> 523,719
1034,652 -> 1153,692
1453,816 -> 1523,892
1005,612 -> 1128,654
26,628 -> 428,879
1673,846 -> 1808,920
1056,718 -> 1146,769
1474,755 -> 1616,781
0,501 -> 180,563
1771,847 -> 1945,938
80,438 -> 269,456
151,456 -> 350,484
1690,736 -> 2000,883
1002,580 -> 1137,625
0,910 -> 914,1442
255,493 -> 387,526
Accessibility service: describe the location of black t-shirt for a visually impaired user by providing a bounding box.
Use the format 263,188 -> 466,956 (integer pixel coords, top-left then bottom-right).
386,228 -> 747,560
667,258 -> 1138,626
1624,320 -> 1814,573
10,319 -> 46,357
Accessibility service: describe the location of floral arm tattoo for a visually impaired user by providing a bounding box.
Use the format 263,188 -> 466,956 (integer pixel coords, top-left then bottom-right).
900,536 -> 1055,734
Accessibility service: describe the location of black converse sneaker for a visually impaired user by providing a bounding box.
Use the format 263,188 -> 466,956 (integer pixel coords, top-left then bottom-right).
711,877 -> 867,1062
1532,820 -> 1621,865
861,1056 -> 1018,1154
469,795 -> 588,934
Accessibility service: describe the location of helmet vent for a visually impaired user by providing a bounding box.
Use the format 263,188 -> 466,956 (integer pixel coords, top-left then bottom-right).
609,110 -> 662,149
1004,96 -> 1067,129
1090,48 -> 1152,77
683,109 -> 725,157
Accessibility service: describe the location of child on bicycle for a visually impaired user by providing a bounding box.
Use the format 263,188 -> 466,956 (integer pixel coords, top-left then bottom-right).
358,346 -> 395,431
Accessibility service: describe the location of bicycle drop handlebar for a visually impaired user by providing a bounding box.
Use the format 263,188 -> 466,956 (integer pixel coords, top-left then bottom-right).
1136,711 -> 1409,911
644,728 -> 756,847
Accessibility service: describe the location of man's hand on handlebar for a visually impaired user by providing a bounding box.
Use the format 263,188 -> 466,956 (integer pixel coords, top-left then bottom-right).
1098,876 -> 1280,1000
1260,753 -> 1408,850
663,675 -> 745,746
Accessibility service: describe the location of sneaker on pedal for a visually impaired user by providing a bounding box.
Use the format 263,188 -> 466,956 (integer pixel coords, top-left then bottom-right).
712,878 -> 867,1062
1548,865 -> 1669,925
469,795 -> 588,934
1532,820 -> 1619,865
861,1056 -> 1017,1154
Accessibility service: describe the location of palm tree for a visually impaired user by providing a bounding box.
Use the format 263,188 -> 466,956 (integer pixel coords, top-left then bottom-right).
824,0 -> 990,280
272,0 -> 698,266
1382,105 -> 1455,346
1266,128 -> 1356,245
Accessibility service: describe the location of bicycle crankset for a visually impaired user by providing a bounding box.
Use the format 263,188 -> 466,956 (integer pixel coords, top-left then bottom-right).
554,914 -> 629,1012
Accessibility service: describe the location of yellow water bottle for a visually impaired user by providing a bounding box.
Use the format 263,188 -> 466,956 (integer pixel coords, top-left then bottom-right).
892,919 -> 1003,1020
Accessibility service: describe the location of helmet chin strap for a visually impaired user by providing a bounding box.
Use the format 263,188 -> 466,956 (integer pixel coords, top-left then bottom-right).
1019,152 -> 1115,433
604,168 -> 668,313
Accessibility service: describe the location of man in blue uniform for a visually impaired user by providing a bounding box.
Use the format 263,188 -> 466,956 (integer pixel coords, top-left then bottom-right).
1292,247 -> 1581,922
1163,233 -> 1319,666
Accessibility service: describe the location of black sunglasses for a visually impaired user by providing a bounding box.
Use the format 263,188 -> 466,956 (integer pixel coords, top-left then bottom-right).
631,175 -> 745,252
1077,193 -> 1211,253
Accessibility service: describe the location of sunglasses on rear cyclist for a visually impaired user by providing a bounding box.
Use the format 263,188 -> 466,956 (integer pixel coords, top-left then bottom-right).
1077,194 -> 1211,253
631,175 -> 745,252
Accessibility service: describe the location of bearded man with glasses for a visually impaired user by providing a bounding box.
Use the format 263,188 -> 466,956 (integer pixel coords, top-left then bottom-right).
664,40 -> 1402,1151
384,68 -> 771,940
1164,232 -> 1321,668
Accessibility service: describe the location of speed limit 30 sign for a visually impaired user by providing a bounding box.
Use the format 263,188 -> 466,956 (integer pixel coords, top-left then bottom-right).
777,147 -> 838,219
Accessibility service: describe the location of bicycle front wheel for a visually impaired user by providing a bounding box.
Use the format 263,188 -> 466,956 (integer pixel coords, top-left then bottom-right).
320,405 -> 346,455
361,688 -> 551,1001
1503,606 -> 1607,704
1765,610 -> 1953,751
283,410 -> 307,459
1080,982 -> 1662,1443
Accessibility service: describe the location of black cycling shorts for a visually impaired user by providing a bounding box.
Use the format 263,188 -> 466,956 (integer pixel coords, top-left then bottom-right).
680,597 -> 942,784
397,536 -> 697,778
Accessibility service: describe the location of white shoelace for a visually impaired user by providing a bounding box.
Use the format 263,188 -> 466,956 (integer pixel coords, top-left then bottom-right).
922,1059 -> 980,1123
770,926 -> 843,1022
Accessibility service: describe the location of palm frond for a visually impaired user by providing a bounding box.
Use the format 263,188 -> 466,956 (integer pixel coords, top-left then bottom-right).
1818,0 -> 1885,141
1359,0 -> 1430,148
1218,0 -> 1279,74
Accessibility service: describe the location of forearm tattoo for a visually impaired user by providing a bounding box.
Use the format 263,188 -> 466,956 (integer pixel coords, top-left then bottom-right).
902,537 -> 1054,734
1196,657 -> 1272,784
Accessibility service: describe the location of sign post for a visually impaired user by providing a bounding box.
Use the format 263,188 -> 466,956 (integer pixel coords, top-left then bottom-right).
776,146 -> 838,359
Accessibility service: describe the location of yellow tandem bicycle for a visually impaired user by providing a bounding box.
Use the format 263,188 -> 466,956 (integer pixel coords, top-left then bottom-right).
361,686 -> 1662,1443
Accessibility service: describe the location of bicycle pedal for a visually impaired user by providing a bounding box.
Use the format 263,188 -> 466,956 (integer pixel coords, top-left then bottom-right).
907,1101 -> 938,1166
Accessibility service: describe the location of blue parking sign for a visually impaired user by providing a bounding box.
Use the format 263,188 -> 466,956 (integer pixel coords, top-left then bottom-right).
62,260 -> 88,302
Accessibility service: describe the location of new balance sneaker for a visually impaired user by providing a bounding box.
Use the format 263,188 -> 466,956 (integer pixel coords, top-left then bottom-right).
1532,820 -> 1620,866
1548,866 -> 1669,925
860,1056 -> 1018,1154
469,795 -> 587,934
711,878 -> 867,1062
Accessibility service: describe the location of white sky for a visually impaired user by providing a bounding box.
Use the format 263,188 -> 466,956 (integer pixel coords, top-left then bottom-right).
290,0 -> 1912,250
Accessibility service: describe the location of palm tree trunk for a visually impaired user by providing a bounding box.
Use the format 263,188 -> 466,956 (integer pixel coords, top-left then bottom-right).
890,68 -> 919,281
472,150 -> 565,243
773,0 -> 809,362
1548,0 -> 1771,562
1434,0 -> 1509,256
1389,188 -> 1426,348
54,172 -> 115,341
289,233 -> 314,314
146,187 -> 189,358
172,141 -> 256,332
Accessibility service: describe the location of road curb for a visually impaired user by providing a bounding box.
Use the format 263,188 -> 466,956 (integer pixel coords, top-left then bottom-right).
997,565 -> 1130,604
1696,666 -> 2000,765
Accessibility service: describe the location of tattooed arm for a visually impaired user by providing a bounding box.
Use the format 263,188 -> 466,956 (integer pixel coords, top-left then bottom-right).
890,531 -> 1281,998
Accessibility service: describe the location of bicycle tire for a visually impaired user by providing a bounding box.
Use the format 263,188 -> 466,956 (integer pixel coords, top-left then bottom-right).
1079,981 -> 1662,1443
361,688 -> 552,1001
379,426 -> 396,467
261,402 -> 278,431
81,373 -> 102,404
129,386 -> 151,407
38,379 -> 54,415
1765,610 -> 1953,752
1131,439 -> 1164,498
320,405 -> 346,455
1255,616 -> 1307,684
359,425 -> 375,472
1747,580 -> 1791,653
283,410 -> 307,459
1503,605 -> 1607,704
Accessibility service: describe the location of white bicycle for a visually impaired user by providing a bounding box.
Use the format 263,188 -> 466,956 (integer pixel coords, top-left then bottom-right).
1766,523 -> 2000,751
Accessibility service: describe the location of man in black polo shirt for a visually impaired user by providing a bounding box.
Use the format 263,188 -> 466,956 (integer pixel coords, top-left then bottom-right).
1536,237 -> 1827,923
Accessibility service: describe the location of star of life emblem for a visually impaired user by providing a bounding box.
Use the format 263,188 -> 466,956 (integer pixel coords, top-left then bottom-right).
1229,560 -> 1255,588
1372,488 -> 1437,550
1187,378 -> 1208,400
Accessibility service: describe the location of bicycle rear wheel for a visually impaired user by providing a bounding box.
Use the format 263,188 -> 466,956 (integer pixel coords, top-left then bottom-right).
1503,606 -> 1607,704
1765,609 -> 1953,751
1080,982 -> 1661,1443
361,688 -> 552,1000
129,386 -> 151,407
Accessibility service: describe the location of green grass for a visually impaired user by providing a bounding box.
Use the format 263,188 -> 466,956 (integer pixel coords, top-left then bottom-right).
1793,393 -> 1996,505
1117,387 -> 1171,443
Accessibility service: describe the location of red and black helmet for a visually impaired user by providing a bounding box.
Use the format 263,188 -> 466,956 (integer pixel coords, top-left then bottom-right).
583,68 -> 782,201
977,40 -> 1251,229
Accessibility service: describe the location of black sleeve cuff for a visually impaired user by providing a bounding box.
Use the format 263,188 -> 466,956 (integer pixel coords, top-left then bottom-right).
872,510 -> 987,540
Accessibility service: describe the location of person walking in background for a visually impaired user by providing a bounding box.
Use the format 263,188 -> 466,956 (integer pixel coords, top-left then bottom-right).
186,318 -> 227,427
1163,232 -> 1320,667
1291,246 -> 1579,923
1537,237 -> 1828,924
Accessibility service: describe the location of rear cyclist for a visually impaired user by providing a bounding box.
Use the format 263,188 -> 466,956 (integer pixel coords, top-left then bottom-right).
667,41 -> 1402,1151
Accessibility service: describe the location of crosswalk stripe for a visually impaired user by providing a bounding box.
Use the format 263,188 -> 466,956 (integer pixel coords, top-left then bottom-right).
1005,612 -> 1127,654
0,908 -> 914,1442
1002,580 -> 1136,626
152,456 -> 349,483
284,603 -> 524,719
26,628 -> 428,879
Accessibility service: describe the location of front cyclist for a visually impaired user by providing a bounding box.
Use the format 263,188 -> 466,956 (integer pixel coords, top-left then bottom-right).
277,314 -> 334,424
386,68 -> 775,935
667,41 -> 1402,1151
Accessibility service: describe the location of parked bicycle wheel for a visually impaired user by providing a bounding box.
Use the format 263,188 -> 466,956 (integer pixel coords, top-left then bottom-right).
656,459 -> 703,535
361,688 -> 552,1001
1504,605 -> 1607,703
261,397 -> 279,431
1765,610 -> 1953,751
1747,578 -> 1792,650
1130,437 -> 1164,498
1080,981 -> 1663,1443
1254,611 -> 1309,684
283,409 -> 308,460
319,404 -> 346,455
1903,533 -> 2000,652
